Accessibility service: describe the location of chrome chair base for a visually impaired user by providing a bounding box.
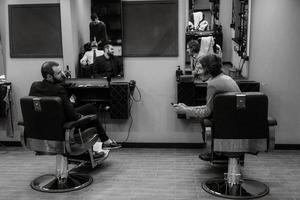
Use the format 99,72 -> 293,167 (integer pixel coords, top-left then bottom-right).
31,173 -> 93,193
202,178 -> 269,199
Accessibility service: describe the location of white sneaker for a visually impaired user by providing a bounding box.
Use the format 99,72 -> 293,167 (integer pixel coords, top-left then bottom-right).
93,141 -> 103,153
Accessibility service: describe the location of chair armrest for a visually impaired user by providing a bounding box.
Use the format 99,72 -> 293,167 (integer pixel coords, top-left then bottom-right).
65,127 -> 99,156
268,116 -> 277,126
63,114 -> 97,129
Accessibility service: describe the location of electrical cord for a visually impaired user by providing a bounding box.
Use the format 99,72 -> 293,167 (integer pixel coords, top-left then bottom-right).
122,98 -> 133,143
122,85 -> 142,142
131,85 -> 142,102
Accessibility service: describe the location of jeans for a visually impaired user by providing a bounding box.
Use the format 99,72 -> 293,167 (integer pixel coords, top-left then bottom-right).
75,104 -> 109,142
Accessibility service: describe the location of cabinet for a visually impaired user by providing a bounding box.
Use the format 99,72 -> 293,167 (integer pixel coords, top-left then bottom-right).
176,79 -> 260,118
67,82 -> 130,119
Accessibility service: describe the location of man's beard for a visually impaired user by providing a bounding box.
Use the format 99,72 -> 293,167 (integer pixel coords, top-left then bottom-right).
108,52 -> 114,57
53,75 -> 65,83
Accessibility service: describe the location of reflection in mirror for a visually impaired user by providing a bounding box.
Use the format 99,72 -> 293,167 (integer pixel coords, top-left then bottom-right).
231,0 -> 249,58
78,0 -> 123,79
186,0 -> 222,76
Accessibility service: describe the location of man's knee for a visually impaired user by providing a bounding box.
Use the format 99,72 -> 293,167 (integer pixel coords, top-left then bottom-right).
76,104 -> 97,115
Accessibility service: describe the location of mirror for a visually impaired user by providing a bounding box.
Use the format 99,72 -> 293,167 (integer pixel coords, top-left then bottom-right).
186,0 -> 222,73
186,0 -> 250,76
231,0 -> 250,58
77,0 -> 123,79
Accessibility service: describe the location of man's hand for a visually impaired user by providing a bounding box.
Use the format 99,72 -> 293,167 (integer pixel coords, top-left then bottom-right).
70,95 -> 76,104
172,103 -> 188,114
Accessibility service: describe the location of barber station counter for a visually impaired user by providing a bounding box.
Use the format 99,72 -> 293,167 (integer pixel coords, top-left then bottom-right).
176,78 -> 260,119
65,80 -> 130,119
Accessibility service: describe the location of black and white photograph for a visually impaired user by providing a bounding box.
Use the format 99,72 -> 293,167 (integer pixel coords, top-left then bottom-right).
0,0 -> 300,199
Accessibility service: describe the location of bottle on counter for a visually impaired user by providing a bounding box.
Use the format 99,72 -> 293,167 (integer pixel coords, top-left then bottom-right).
65,65 -> 71,79
176,65 -> 183,81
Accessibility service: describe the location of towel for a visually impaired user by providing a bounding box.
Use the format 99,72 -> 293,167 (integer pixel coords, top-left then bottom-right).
193,12 -> 203,29
198,36 -> 214,58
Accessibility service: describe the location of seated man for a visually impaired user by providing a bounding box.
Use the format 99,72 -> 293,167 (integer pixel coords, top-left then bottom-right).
172,54 -> 240,159
80,41 -> 104,78
29,61 -> 121,157
93,44 -> 123,78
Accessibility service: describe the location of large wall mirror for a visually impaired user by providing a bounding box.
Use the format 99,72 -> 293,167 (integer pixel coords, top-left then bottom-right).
186,0 -> 251,76
77,0 -> 123,79
186,0 -> 222,70
231,0 -> 250,58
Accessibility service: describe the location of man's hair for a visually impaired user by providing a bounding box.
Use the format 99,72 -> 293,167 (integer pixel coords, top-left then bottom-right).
199,54 -> 223,77
84,42 -> 91,52
103,43 -> 112,50
91,13 -> 98,21
187,40 -> 200,54
91,41 -> 98,48
41,61 -> 59,79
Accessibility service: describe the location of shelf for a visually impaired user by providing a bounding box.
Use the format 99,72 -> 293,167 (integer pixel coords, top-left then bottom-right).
79,99 -> 110,102
186,30 -> 214,37
193,8 -> 211,12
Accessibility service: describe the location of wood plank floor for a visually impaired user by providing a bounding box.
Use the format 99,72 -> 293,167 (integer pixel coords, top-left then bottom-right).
0,147 -> 299,200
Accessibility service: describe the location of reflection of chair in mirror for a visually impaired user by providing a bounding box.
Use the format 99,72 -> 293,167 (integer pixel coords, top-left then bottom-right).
201,92 -> 277,199
19,96 -> 108,192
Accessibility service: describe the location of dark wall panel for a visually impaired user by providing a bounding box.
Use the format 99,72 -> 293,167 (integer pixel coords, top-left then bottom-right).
122,0 -> 178,57
9,4 -> 62,58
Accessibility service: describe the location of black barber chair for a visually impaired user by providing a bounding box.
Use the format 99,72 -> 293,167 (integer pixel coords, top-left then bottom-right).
19,96 -> 108,193
201,92 -> 277,199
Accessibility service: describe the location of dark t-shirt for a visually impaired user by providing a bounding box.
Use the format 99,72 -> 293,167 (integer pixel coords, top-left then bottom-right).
89,21 -> 108,48
29,80 -> 81,121
93,55 -> 123,77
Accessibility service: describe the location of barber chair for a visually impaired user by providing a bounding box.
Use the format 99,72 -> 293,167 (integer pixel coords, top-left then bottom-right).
201,92 -> 277,199
19,96 -> 108,193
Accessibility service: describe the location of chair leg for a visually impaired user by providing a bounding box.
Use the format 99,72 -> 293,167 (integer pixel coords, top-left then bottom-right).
30,154 -> 93,193
224,157 -> 242,196
56,154 -> 68,182
202,157 -> 269,199
88,149 -> 97,168
226,158 -> 241,185
205,127 -> 212,153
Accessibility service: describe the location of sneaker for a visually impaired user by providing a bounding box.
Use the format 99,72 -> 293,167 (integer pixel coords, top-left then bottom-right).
102,139 -> 122,150
93,141 -> 103,153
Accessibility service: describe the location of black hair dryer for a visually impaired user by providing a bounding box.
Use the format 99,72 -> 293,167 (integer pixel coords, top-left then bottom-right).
176,65 -> 183,81
65,65 -> 71,79
129,80 -> 136,95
